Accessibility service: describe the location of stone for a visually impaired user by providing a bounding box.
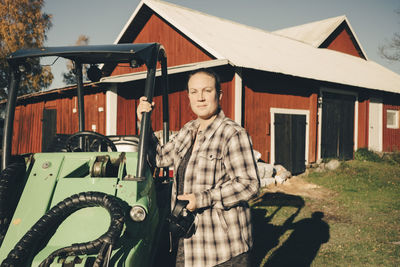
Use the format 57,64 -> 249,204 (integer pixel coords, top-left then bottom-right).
257,162 -> 275,178
325,159 -> 341,171
260,177 -> 276,187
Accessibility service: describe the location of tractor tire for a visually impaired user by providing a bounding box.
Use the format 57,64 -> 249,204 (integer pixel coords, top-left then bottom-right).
0,156 -> 26,245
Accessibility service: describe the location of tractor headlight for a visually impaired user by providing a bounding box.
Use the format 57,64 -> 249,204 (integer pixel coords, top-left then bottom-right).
130,205 -> 147,222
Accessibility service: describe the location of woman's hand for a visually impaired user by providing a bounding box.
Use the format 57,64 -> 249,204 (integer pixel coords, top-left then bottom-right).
136,96 -> 155,122
177,193 -> 197,212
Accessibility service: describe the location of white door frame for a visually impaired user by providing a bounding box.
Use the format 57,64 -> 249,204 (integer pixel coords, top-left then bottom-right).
106,84 -> 118,136
270,108 -> 310,165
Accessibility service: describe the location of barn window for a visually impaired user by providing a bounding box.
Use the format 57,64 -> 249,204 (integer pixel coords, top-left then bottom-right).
387,109 -> 399,129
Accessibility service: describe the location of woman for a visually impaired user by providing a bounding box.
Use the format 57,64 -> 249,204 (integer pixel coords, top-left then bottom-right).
137,68 -> 259,267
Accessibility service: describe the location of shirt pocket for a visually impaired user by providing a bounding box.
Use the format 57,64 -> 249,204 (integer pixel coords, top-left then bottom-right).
196,151 -> 224,188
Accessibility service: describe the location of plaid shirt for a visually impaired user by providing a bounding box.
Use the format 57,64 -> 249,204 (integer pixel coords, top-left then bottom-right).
155,110 -> 260,266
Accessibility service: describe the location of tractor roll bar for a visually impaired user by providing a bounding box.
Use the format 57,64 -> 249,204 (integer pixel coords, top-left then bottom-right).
1,70 -> 20,170
136,44 -> 169,180
2,43 -> 170,176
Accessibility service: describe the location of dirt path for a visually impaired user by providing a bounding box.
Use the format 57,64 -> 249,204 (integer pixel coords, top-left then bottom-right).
263,176 -> 335,200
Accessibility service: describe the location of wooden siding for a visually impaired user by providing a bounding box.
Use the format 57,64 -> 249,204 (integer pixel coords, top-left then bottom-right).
116,75 -> 235,135
113,12 -> 236,135
112,14 -> 213,77
383,101 -> 400,152
11,2 -> 236,152
12,90 -> 106,154
357,95 -> 369,149
323,24 -> 365,58
243,70 -> 318,163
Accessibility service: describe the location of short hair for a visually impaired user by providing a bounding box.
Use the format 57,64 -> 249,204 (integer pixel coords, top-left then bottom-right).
186,68 -> 221,96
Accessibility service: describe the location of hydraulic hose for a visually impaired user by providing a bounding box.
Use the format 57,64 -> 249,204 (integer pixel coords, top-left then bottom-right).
0,156 -> 26,245
1,191 -> 125,267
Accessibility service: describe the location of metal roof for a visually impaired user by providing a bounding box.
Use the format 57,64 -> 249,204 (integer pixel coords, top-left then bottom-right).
273,15 -> 368,59
100,59 -> 229,83
115,0 -> 400,94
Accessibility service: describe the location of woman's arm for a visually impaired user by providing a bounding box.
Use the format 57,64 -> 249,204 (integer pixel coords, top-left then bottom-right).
136,96 -> 176,168
194,130 -> 260,210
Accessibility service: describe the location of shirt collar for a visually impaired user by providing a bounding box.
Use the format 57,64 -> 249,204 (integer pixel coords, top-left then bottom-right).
194,109 -> 225,141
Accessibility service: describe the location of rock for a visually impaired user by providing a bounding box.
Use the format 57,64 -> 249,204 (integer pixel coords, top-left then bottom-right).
308,163 -> 319,168
275,170 -> 291,184
316,158 -> 323,165
257,162 -> 275,178
325,159 -> 341,171
253,150 -> 262,161
274,165 -> 287,175
260,177 -> 276,187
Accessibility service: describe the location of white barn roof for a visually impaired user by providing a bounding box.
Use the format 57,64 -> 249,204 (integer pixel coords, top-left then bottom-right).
273,15 -> 368,59
115,0 -> 400,94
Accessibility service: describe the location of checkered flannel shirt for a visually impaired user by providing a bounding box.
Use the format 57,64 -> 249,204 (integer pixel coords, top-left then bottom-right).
155,110 -> 260,266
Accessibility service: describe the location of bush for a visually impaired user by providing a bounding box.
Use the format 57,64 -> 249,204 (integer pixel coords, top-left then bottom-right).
382,151 -> 400,165
354,148 -> 383,162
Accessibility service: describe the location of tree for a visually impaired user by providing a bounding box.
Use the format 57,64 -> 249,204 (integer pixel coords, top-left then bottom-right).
379,9 -> 400,62
0,0 -> 53,100
62,35 -> 90,85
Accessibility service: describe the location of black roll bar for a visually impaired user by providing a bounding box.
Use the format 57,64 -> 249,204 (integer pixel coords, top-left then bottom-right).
135,44 -> 169,179
75,62 -> 85,133
1,68 -> 20,170
2,43 -> 170,178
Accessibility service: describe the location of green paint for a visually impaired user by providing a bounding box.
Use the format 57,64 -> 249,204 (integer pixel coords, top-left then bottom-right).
0,151 -> 170,266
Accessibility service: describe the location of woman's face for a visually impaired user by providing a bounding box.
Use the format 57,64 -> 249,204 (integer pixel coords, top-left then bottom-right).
188,72 -> 221,120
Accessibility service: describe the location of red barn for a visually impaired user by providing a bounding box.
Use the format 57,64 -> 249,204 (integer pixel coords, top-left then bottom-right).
6,0 -> 400,174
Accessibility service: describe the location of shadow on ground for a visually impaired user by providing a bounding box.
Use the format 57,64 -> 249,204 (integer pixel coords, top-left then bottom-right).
251,192 -> 330,267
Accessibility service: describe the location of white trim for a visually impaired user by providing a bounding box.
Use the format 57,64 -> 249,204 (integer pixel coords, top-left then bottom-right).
386,109 -> 399,129
354,99 -> 359,150
115,0 -> 224,59
313,17 -> 368,60
369,98 -> 383,152
317,87 -> 358,160
106,84 -> 118,135
343,17 -> 368,60
99,59 -> 230,84
234,70 -> 242,125
114,1 -> 145,44
270,108 -> 310,165
145,0 -> 224,59
317,96 -> 322,160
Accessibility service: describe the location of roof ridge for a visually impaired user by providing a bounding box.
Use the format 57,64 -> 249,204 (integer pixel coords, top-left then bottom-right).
274,15 -> 346,32
143,0 -> 326,56
145,0 -> 275,35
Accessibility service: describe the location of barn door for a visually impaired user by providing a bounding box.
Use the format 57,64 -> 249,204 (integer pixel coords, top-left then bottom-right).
42,109 -> 57,152
321,92 -> 354,160
274,113 -> 306,175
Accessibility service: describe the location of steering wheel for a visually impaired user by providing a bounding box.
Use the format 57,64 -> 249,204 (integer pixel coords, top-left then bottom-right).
65,131 -> 118,152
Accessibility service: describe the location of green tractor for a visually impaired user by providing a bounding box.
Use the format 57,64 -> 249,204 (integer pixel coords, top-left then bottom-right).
0,43 -> 172,266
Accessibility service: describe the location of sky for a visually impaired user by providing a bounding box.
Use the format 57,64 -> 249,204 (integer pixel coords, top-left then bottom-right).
43,0 -> 400,89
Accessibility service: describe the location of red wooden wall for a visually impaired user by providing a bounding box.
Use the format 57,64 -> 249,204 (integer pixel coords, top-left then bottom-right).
116,78 -> 235,135
114,13 -> 234,135
325,26 -> 364,58
12,90 -> 106,154
243,71 -> 318,163
383,103 -> 400,152
112,14 -> 212,76
357,97 -> 369,149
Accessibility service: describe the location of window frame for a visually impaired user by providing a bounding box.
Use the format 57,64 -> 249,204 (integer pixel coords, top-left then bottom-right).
386,109 -> 399,129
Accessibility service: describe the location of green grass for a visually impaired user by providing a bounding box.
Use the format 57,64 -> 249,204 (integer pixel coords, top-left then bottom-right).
250,158 -> 400,267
